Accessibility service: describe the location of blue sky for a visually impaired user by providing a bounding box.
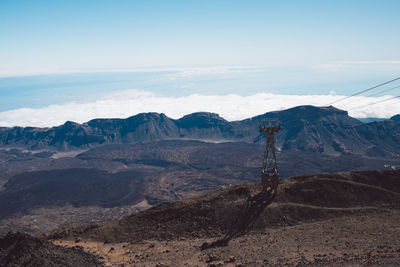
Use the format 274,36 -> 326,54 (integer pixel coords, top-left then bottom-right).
0,0 -> 399,126
1,0 -> 400,71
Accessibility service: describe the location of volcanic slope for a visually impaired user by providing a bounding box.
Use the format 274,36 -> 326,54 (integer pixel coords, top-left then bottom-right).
49,169 -> 400,266
0,232 -> 103,267
3,140 -> 400,235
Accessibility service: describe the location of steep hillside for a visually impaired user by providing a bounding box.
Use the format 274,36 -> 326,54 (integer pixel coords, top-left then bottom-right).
0,232 -> 103,267
45,169 -> 400,266
49,170 -> 400,243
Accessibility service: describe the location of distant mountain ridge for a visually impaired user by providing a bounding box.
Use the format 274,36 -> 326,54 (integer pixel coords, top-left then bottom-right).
0,105 -> 399,158
391,114 -> 400,121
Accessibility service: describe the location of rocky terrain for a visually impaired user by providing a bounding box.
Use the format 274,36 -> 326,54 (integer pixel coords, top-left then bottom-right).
0,232 -> 103,266
1,169 -> 399,266
46,170 -> 400,243
5,169 -> 393,266
1,140 -> 399,234
51,213 -> 400,266
1,105 -> 400,248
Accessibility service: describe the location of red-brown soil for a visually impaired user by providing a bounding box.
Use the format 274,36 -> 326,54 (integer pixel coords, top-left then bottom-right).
44,170 -> 400,266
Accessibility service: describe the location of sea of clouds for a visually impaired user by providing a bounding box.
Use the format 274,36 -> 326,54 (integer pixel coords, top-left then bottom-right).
0,89 -> 398,127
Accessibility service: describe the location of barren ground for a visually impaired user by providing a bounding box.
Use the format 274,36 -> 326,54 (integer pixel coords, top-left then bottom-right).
47,170 -> 400,266
53,211 -> 400,266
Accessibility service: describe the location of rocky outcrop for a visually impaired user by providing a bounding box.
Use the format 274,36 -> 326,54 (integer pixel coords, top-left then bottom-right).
390,114 -> 400,121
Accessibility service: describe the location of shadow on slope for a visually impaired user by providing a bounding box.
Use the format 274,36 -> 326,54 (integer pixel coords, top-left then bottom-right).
202,186 -> 276,249
47,170 -> 400,244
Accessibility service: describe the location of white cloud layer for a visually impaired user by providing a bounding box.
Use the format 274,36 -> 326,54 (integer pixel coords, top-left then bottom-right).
0,90 -> 399,127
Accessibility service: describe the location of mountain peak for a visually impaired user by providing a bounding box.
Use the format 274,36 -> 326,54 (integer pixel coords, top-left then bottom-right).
59,121 -> 81,130
177,112 -> 229,129
63,121 -> 79,126
250,105 -> 351,124
180,112 -> 224,120
284,105 -> 348,116
390,114 -> 400,121
127,112 -> 164,120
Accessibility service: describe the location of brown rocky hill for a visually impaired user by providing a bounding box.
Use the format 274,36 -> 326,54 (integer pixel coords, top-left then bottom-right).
48,169 -> 400,243
39,169 -> 400,266
0,232 -> 103,267
1,169 -> 398,266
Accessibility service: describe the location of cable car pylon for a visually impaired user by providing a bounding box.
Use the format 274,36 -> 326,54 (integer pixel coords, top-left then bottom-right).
259,118 -> 281,196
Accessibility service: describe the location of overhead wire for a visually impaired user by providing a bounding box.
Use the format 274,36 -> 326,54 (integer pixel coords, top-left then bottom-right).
324,76 -> 400,106
347,95 -> 400,111
366,84 -> 400,97
252,76 -> 400,128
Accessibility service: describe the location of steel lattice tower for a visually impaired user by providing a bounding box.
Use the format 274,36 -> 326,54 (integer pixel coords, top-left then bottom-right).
259,119 -> 281,195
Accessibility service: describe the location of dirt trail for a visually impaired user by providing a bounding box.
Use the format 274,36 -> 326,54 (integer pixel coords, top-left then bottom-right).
53,211 -> 400,266
43,170 -> 400,266
314,177 -> 400,196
